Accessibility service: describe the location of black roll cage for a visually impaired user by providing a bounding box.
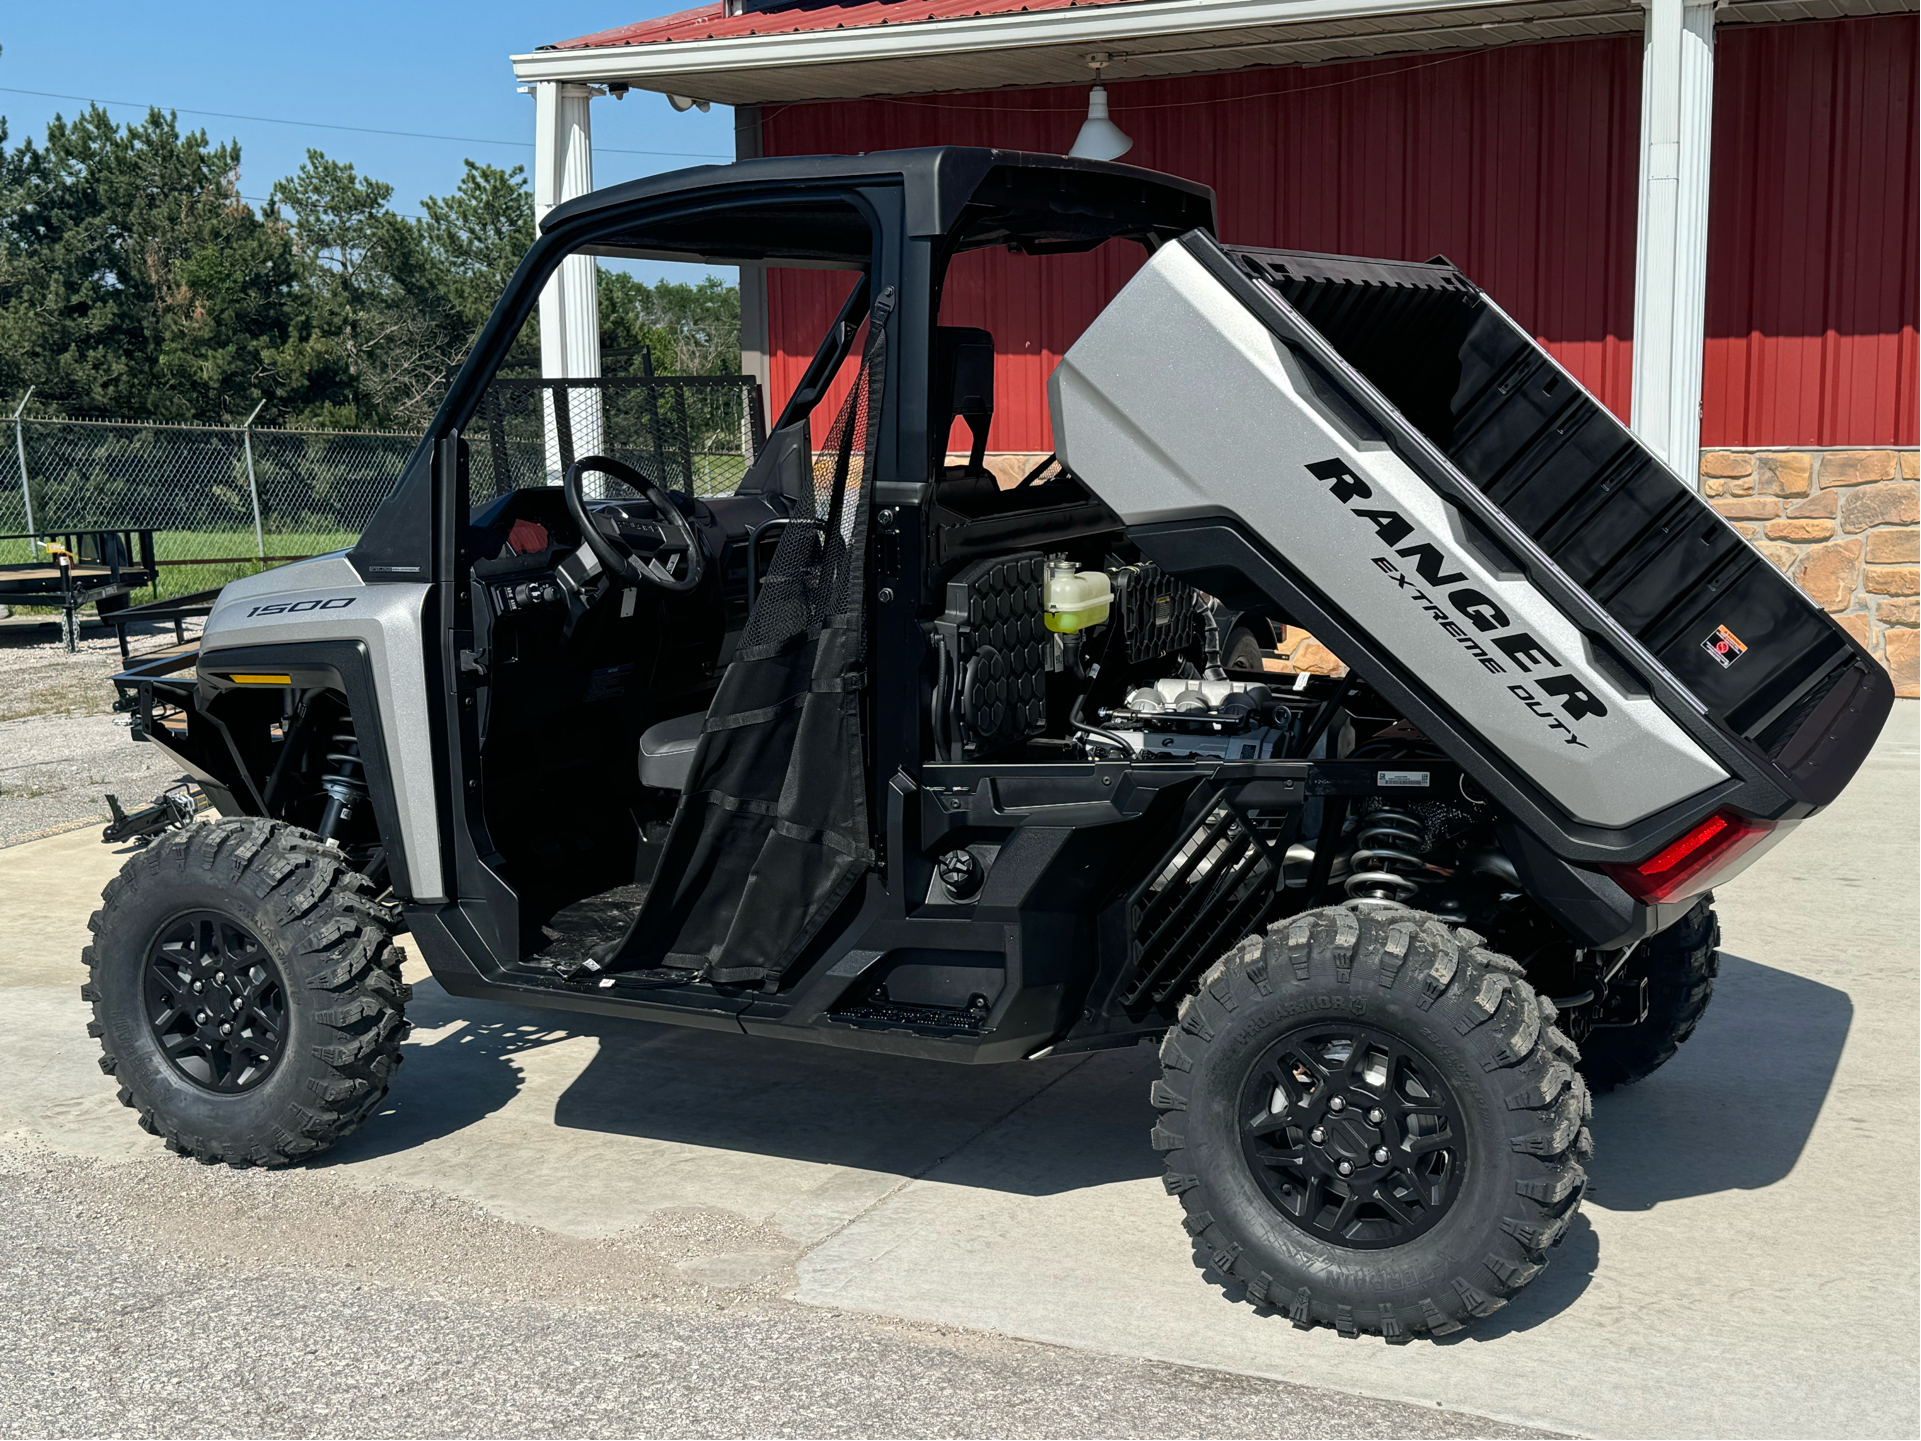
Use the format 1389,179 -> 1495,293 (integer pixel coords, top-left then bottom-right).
347,149 -> 1215,589
370,151 -> 1223,1018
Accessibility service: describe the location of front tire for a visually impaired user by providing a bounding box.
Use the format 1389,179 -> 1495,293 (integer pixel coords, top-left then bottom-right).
1151,905 -> 1591,1340
83,818 -> 408,1166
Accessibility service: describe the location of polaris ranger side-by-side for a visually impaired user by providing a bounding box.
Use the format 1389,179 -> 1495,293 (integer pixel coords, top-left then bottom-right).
90,150 -> 1891,1340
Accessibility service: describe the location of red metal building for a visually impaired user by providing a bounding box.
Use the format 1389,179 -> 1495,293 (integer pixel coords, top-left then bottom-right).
752,15 -> 1915,454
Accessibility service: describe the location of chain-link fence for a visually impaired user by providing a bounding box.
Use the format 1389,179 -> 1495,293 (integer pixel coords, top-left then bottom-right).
469,374 -> 765,508
0,412 -> 421,603
2,371 -> 764,607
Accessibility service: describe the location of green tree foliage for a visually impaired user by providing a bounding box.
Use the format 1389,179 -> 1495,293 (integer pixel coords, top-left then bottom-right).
0,102 -> 737,431
269,150 -> 537,428
0,105 -> 299,422
599,272 -> 741,377
419,159 -> 537,339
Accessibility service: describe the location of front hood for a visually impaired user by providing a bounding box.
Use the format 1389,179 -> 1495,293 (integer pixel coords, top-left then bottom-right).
208,552 -> 360,612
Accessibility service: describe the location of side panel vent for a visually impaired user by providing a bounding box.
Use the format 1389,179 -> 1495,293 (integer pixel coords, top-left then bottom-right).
1123,802 -> 1281,1015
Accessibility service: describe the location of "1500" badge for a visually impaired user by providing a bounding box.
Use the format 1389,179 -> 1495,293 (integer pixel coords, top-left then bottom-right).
244,597 -> 356,617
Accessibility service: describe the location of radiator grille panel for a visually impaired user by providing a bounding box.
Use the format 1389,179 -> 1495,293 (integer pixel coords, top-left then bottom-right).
1123,804 -> 1281,1015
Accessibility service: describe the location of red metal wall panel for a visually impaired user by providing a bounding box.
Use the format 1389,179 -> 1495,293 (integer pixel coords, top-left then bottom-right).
764,17 -> 1917,451
1704,16 -> 1918,446
765,39 -> 1643,453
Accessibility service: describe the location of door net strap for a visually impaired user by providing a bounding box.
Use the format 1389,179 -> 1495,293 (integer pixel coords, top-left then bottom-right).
600,294 -> 890,986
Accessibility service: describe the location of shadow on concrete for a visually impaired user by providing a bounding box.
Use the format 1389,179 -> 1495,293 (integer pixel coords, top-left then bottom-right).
321,982 -> 1162,1194
1190,1210 -> 1600,1339
324,950 -> 1849,1217
1585,952 -> 1851,1211
316,1009 -> 537,1168
1443,1213 -> 1601,1343
547,1019 -> 1162,1195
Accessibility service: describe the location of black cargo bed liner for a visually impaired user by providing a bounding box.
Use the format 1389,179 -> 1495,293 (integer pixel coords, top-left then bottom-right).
1229,245 -> 1883,795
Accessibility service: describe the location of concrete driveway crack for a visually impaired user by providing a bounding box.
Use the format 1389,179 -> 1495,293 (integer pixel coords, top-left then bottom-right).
793,1052 -> 1098,1262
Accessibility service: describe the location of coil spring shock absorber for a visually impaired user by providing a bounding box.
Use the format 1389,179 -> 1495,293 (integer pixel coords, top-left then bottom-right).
1344,803 -> 1429,906
316,719 -> 368,843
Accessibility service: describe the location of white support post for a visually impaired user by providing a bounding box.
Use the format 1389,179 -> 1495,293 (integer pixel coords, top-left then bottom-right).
11,387 -> 35,553
1630,0 -> 1718,486
239,399 -> 267,568
734,106 -> 772,411
534,81 -> 603,482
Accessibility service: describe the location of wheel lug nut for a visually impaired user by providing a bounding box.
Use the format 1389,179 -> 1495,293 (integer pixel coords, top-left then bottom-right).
220,1023 -> 231,1035
1373,1146 -> 1390,1164
1367,1107 -> 1384,1125
1309,1127 -> 1326,1144
1336,1159 -> 1354,1176
191,981 -> 204,993
195,1011 -> 207,1023
1327,1096 -> 1346,1113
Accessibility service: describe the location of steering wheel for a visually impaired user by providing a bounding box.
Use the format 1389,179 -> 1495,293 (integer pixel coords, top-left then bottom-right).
562,455 -> 706,594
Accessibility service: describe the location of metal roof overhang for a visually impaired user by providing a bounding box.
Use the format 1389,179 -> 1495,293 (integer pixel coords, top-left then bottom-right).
508,0 -> 1913,105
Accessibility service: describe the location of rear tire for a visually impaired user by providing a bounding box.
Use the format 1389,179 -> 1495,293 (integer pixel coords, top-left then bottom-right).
1578,896 -> 1719,1092
1151,905 -> 1591,1340
83,818 -> 408,1166
1222,625 -> 1266,672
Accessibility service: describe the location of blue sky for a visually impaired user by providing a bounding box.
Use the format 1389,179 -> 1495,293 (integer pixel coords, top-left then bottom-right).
0,2 -> 737,282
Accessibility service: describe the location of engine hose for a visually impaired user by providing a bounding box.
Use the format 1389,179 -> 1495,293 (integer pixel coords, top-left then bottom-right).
1069,692 -> 1134,757
933,634 -> 953,762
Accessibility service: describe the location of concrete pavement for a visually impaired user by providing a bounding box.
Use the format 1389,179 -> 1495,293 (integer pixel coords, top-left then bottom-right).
3,704 -> 1915,1437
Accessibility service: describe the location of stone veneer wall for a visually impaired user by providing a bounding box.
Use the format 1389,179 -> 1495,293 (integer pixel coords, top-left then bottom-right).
968,449 -> 1921,697
1703,449 -> 1919,698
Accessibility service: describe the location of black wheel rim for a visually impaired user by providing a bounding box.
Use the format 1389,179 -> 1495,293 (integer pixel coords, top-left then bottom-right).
1239,1022 -> 1466,1250
144,911 -> 287,1094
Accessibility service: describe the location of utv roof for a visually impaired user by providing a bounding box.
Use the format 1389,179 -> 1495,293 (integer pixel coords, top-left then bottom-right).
541,146 -> 1218,266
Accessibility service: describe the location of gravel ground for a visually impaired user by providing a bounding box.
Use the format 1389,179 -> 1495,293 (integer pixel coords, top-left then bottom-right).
0,620 -> 201,847
0,1140 -> 1555,1440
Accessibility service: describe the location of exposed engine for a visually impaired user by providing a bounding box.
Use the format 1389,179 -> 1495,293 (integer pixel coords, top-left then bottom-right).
1091,676 -> 1297,762
921,545 -> 1598,1015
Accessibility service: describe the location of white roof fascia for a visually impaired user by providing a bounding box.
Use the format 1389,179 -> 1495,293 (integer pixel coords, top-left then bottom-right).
509,0 -> 1512,85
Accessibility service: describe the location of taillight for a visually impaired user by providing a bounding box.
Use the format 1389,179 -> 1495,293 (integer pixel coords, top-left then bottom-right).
1602,809 -> 1774,905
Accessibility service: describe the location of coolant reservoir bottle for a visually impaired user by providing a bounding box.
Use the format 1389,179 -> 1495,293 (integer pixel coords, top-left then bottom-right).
1044,559 -> 1113,633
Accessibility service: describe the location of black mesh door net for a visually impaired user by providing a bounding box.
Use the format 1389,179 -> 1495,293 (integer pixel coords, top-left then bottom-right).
597,297 -> 888,986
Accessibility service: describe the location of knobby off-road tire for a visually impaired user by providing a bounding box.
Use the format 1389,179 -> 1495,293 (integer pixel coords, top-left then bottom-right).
83,818 -> 408,1166
1151,905 -> 1591,1340
1222,626 -> 1266,672
1578,896 -> 1720,1093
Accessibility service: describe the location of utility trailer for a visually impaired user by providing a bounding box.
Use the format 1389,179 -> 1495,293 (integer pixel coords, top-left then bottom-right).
84,148 -> 1890,1341
0,528 -> 159,649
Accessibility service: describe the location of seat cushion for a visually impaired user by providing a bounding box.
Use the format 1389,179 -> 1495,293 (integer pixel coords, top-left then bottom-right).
638,711 -> 706,792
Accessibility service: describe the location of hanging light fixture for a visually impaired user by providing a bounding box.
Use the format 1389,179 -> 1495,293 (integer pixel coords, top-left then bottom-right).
1068,53 -> 1132,162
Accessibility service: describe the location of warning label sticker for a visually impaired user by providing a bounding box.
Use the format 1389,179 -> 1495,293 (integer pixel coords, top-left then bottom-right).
1702,624 -> 1748,669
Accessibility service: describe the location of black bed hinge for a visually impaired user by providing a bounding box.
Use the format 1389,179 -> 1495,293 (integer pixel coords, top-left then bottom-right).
457,647 -> 490,675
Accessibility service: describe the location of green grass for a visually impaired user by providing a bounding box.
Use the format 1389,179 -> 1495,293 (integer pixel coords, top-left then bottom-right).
0,529 -> 359,612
